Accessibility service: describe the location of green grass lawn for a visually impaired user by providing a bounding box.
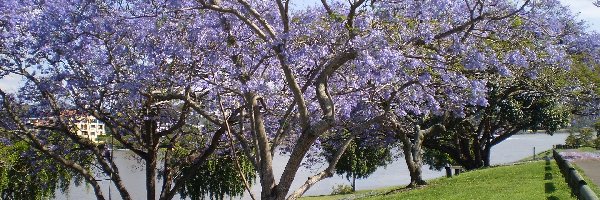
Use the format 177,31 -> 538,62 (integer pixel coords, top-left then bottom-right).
302,160 -> 575,200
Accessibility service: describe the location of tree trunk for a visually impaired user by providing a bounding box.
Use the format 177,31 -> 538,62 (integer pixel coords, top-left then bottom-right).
352,174 -> 356,192
473,138 -> 482,167
146,151 -> 157,200
159,148 -> 172,200
483,141 -> 492,167
144,105 -> 158,200
399,128 -> 426,188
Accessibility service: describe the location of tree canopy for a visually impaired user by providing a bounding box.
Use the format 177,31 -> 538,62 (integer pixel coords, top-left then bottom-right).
0,0 -> 597,200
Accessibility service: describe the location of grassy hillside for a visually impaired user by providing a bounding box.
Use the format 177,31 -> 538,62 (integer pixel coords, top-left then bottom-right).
303,160 -> 575,200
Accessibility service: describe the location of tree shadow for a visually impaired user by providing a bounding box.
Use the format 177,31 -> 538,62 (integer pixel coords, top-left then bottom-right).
544,153 -> 559,200
545,182 -> 556,193
547,195 -> 559,200
545,172 -> 553,180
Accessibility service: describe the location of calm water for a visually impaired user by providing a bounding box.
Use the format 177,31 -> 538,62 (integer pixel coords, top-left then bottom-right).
55,133 -> 568,200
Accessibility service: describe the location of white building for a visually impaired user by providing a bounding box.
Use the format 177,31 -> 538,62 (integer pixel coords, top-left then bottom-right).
28,111 -> 106,143
74,116 -> 106,143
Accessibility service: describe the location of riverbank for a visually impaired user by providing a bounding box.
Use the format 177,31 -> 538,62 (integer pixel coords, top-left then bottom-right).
55,133 -> 569,199
302,160 -> 574,200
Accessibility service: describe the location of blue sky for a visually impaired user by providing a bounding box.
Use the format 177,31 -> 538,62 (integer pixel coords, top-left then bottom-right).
1,1 -> 598,93
558,0 -> 600,32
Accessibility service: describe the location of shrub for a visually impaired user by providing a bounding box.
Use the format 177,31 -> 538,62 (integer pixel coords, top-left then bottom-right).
593,137 -> 600,149
594,119 -> 600,137
566,128 -> 597,148
331,184 -> 354,195
565,132 -> 578,147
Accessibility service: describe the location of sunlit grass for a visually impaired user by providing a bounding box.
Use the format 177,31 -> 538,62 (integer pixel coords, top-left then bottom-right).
302,160 -> 575,200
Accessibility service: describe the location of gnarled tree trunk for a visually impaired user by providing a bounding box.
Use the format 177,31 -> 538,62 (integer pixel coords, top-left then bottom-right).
398,125 -> 426,188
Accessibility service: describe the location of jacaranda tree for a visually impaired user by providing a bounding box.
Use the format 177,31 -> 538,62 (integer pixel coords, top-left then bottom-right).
0,0 -> 594,200
341,0 -> 581,182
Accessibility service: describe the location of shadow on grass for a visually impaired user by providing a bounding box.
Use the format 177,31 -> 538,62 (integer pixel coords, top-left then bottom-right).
547,195 -> 559,200
544,154 -> 562,199
545,182 -> 556,193
545,160 -> 553,180
545,158 -> 556,195
545,172 -> 553,180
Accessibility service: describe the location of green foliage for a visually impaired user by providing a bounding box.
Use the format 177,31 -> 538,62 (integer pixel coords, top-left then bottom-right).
0,141 -> 84,200
565,132 -> 578,147
303,161 -> 575,200
510,16 -> 524,27
423,148 -> 454,170
492,83 -> 570,134
593,137 -> 600,149
178,152 -> 256,200
565,128 -> 595,147
330,184 -> 354,195
172,125 -> 259,200
564,54 -> 600,115
594,119 -> 600,136
95,134 -> 111,144
323,136 -> 393,186
423,78 -> 572,169
570,55 -> 600,96
328,12 -> 346,22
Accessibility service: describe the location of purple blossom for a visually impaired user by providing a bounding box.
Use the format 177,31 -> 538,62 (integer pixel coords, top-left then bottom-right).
0,137 -> 12,145
0,0 -> 590,197
464,51 -> 486,70
506,51 -> 529,68
496,65 -> 513,76
418,73 -> 432,84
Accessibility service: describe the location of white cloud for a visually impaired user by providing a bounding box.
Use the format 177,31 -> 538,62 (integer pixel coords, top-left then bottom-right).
559,0 -> 600,32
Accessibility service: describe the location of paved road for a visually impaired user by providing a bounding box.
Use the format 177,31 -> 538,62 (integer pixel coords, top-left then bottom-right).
559,149 -> 600,187
560,149 -> 600,186
574,158 -> 600,187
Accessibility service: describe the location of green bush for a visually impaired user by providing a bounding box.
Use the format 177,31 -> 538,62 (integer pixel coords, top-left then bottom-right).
565,132 -> 578,146
594,119 -> 600,137
331,184 -> 354,195
566,128 -> 598,148
593,137 -> 600,149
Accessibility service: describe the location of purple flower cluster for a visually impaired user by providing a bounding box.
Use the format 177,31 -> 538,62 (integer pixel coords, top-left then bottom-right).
0,0 -> 595,195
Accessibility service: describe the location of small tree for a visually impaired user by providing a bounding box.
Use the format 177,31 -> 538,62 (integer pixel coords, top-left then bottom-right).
323,135 -> 392,192
565,128 -> 595,147
178,152 -> 255,200
593,137 -> 600,149
578,128 -> 595,147
0,140 -> 91,200
565,132 -> 578,147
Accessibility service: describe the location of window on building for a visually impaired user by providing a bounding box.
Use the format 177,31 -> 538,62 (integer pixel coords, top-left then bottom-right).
82,131 -> 88,135
91,124 -> 96,128
82,124 -> 87,130
98,125 -> 103,129
91,132 -> 95,136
